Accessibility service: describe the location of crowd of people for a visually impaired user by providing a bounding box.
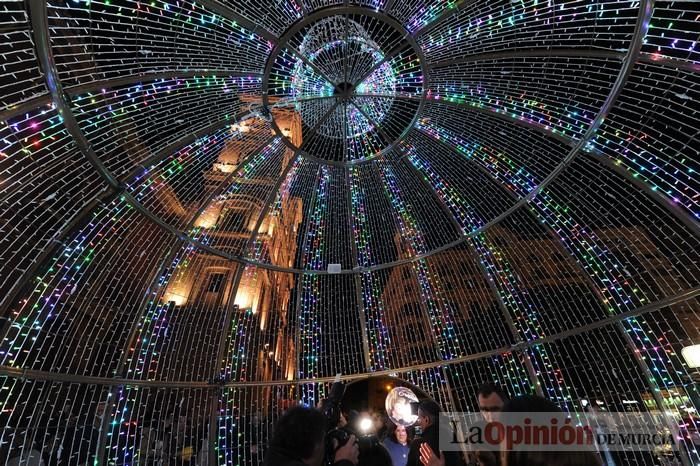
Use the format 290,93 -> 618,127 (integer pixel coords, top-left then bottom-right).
264,383 -> 603,466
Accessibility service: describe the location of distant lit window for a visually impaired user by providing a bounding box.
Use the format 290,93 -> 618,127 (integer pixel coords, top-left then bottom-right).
207,273 -> 226,293
222,210 -> 248,231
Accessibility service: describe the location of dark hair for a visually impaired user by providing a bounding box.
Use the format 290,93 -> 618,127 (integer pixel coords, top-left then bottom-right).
477,383 -> 509,402
501,396 -> 602,466
269,406 -> 328,460
417,399 -> 441,424
388,422 -> 414,444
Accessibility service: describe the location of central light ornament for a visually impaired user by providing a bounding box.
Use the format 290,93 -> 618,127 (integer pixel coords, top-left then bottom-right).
264,7 -> 425,162
291,16 -> 396,138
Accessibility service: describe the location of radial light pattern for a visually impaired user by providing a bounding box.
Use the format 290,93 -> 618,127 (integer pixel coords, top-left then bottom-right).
0,0 -> 699,465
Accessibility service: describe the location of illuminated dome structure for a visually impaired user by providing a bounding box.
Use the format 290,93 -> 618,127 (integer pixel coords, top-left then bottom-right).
0,0 -> 698,464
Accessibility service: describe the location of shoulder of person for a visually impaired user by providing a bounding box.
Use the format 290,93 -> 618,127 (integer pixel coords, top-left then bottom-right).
333,460 -> 355,466
409,437 -> 426,448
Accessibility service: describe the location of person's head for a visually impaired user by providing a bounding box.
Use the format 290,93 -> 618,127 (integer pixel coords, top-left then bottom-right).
416,399 -> 441,431
477,383 -> 508,422
268,406 -> 328,466
500,396 -> 602,466
395,425 -> 408,444
388,422 -> 412,445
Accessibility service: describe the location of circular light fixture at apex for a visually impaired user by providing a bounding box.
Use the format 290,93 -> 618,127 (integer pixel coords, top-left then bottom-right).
263,6 -> 426,163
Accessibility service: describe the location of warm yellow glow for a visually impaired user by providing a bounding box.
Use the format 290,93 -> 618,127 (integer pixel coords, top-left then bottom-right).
234,286 -> 259,314
194,202 -> 223,229
231,121 -> 250,133
682,345 -> 700,368
163,291 -> 187,306
260,309 -> 267,330
235,289 -> 251,309
231,119 -> 253,133
214,162 -> 236,173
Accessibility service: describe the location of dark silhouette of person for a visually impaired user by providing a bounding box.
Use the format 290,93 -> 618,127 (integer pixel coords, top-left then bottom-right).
499,396 -> 602,466
406,400 -> 463,466
263,406 -> 359,466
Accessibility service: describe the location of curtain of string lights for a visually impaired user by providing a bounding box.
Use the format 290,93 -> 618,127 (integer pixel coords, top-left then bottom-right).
0,0 -> 699,464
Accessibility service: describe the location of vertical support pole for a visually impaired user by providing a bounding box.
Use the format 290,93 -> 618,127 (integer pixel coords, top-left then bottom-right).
440,365 -> 472,463
346,167 -> 372,372
471,255 -> 544,397
208,264 -> 246,465
354,273 -> 372,372
294,168 -> 321,404
398,144 -> 543,396
616,324 -> 692,466
531,210 -> 692,466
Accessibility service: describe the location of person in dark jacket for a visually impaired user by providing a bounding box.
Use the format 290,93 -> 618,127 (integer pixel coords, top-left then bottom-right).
499,396 -> 602,466
264,406 -> 359,466
383,423 -> 413,466
419,396 -> 602,466
406,400 -> 463,466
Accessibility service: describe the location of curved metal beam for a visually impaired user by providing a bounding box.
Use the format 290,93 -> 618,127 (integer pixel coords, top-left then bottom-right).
290,46 -> 339,87
584,147 -> 700,238
0,194 -> 109,318
27,0 -> 668,281
428,48 -> 626,69
1,286 -> 696,387
29,0 -> 118,187
243,99 -> 342,261
382,0 -> 397,14
351,40 -> 407,89
412,0 -> 478,37
261,6 -> 429,159
267,45 -> 700,79
637,52 -> 700,72
344,166 -> 373,371
196,0 -> 279,43
291,167 -> 322,379
0,70 -> 261,122
422,97 -> 577,146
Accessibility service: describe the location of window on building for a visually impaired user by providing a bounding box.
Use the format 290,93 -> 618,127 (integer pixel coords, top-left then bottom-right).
207,273 -> 226,293
224,210 -> 248,231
